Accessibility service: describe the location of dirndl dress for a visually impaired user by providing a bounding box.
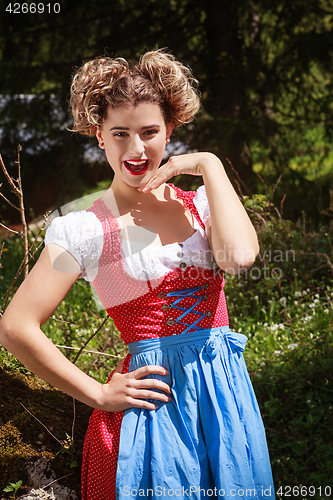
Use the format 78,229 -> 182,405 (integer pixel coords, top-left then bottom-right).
45,184 -> 275,500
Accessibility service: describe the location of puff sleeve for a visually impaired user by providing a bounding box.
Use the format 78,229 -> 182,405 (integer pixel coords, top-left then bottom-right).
44,210 -> 104,282
193,185 -> 210,226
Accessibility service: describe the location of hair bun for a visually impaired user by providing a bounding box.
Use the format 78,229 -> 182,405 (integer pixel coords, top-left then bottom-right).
69,49 -> 200,136
138,50 -> 200,127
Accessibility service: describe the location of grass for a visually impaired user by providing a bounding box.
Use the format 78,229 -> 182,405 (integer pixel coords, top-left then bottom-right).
1,195 -> 333,498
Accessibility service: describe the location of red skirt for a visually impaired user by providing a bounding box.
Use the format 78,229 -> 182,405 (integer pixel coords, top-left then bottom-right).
81,354 -> 131,500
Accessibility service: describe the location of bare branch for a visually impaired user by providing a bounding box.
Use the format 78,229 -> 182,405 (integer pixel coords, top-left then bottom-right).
0,222 -> 21,235
73,315 -> 110,364
225,158 -> 249,197
300,252 -> 333,276
0,153 -> 19,194
0,191 -> 20,211
16,145 -> 29,278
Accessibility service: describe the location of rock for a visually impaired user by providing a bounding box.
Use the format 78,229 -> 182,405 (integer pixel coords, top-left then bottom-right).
23,457 -> 78,500
19,488 -> 56,499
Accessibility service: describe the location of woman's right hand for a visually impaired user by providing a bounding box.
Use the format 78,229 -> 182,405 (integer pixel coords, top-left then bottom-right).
99,359 -> 172,412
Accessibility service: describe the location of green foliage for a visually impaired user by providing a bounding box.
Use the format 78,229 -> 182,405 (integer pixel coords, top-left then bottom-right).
3,480 -> 22,498
224,194 -> 333,493
1,0 -> 332,221
1,191 -> 332,494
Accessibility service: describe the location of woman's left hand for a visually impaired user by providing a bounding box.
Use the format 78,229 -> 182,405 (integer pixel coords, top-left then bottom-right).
139,152 -> 215,193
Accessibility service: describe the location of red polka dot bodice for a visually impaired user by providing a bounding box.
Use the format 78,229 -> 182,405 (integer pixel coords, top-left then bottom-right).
86,185 -> 229,344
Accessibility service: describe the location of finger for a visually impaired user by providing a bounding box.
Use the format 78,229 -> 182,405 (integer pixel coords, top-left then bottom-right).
134,389 -> 172,402
113,358 -> 125,374
133,378 -> 172,394
139,164 -> 174,192
127,398 -> 159,411
130,365 -> 169,380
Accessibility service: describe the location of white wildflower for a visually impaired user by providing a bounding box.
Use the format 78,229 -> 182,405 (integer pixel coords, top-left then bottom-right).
302,315 -> 312,323
279,297 -> 287,307
308,303 -> 316,308
315,293 -> 320,299
324,309 -> 329,314
287,343 -> 298,350
294,291 -> 302,297
278,323 -> 285,330
274,350 -> 282,355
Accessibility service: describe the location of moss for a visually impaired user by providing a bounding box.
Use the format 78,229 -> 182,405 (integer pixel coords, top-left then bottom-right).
0,366 -> 92,495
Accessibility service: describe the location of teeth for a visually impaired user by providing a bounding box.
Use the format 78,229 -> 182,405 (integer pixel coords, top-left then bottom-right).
126,160 -> 147,166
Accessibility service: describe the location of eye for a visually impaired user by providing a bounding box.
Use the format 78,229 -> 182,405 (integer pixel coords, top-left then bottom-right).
113,132 -> 129,137
143,129 -> 158,136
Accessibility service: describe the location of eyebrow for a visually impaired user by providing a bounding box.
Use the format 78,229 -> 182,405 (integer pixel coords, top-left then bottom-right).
110,125 -> 161,131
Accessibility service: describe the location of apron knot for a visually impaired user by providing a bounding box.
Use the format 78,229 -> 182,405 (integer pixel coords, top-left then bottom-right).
205,329 -> 248,358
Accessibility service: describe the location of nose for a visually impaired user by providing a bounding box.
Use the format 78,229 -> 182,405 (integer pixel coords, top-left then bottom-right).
129,134 -> 145,157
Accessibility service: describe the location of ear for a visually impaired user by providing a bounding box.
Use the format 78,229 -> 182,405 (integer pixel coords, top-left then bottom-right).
166,122 -> 174,141
95,127 -> 105,149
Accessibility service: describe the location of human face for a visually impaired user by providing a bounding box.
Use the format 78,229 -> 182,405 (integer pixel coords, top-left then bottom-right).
96,102 -> 172,190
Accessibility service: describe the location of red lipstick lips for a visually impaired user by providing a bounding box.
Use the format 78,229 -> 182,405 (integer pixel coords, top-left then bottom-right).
123,159 -> 149,176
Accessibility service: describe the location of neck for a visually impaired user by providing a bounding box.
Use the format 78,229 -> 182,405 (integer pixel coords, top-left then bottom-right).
105,176 -> 166,214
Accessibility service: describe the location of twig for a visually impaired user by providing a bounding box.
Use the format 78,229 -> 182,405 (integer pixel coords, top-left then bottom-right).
20,402 -> 63,447
225,158 -> 249,197
71,398 -> 76,448
300,251 -> 333,276
0,221 -> 21,235
73,315 -> 110,364
0,145 -> 29,279
0,190 -> 20,211
51,317 -> 73,324
245,206 -> 267,224
306,380 -> 333,394
41,472 -> 74,490
0,214 -> 47,308
56,344 -> 122,358
255,171 -> 268,199
0,153 -> 19,193
272,173 -> 283,198
280,193 -> 286,216
16,145 -> 29,278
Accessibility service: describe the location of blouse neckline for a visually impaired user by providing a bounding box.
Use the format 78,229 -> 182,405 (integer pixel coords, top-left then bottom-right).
96,183 -> 203,250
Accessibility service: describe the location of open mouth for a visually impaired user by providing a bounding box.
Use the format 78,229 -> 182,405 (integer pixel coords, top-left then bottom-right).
123,159 -> 149,176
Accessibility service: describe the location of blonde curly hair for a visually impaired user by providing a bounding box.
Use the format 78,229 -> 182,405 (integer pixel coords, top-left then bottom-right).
69,49 -> 200,136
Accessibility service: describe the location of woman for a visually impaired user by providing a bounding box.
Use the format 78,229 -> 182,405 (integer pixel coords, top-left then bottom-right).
0,49 -> 275,499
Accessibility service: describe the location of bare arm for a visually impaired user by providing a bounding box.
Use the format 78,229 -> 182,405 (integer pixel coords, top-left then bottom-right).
140,152 -> 259,274
0,245 -> 171,411
200,153 -> 259,273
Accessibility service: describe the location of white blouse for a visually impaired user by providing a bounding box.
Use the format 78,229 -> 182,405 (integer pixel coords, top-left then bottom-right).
45,185 -> 217,283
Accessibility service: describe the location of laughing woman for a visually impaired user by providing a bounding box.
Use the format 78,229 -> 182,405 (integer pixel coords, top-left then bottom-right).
0,49 -> 275,499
